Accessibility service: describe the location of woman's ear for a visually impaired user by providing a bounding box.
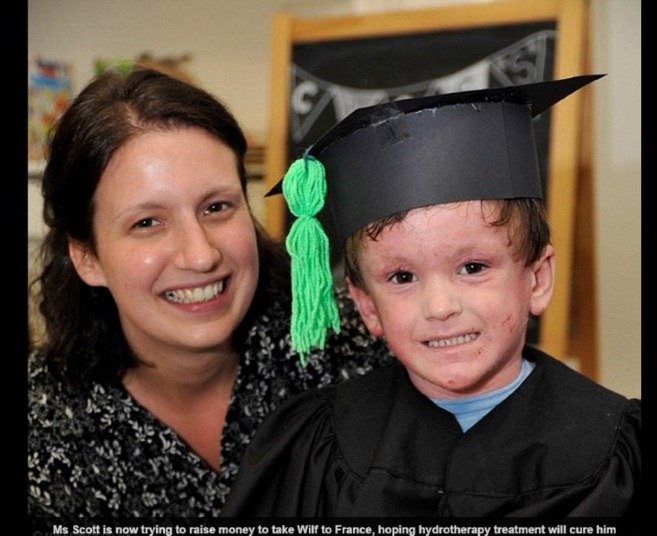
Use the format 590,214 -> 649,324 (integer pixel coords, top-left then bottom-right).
345,277 -> 384,337
529,244 -> 555,317
68,240 -> 107,287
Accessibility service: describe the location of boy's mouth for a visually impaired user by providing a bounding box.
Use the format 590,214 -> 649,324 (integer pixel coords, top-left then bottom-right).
425,332 -> 479,348
162,279 -> 226,304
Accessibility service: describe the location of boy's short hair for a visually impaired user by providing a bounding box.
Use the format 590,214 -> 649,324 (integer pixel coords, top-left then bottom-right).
345,198 -> 550,289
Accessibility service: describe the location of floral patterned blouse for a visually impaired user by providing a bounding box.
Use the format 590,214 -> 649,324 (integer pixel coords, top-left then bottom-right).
28,289 -> 392,519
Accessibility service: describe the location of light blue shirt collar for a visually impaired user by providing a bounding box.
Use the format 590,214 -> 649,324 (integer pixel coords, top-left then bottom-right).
431,358 -> 534,432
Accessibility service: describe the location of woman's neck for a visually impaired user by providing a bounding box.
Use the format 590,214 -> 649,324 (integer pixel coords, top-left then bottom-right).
121,348 -> 239,472
123,348 -> 238,398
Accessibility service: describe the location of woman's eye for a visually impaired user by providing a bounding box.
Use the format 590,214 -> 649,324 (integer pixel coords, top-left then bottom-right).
133,217 -> 157,229
389,271 -> 415,284
205,201 -> 230,214
460,262 -> 486,275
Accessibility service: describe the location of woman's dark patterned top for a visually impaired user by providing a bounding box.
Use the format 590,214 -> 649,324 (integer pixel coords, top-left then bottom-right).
28,288 -> 392,518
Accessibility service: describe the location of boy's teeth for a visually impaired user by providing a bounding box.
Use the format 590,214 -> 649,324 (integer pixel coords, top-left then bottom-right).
164,281 -> 224,304
427,333 -> 477,348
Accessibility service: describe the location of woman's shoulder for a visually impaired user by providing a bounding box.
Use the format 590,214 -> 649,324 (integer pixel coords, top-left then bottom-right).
28,349 -> 136,438
241,286 -> 393,388
28,350 -> 76,416
29,351 -> 96,436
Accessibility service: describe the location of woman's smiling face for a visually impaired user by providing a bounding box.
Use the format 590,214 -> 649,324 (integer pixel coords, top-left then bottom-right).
69,127 -> 259,361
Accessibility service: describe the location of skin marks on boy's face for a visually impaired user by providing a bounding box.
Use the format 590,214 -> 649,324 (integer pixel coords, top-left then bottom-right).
347,201 -> 554,400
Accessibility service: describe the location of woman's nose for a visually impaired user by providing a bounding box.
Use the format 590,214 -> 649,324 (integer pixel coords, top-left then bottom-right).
174,219 -> 221,272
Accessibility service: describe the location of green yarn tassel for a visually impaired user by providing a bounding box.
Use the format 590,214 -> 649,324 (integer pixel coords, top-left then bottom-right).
282,155 -> 341,366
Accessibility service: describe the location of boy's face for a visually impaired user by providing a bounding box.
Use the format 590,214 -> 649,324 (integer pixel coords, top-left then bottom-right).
347,200 -> 554,400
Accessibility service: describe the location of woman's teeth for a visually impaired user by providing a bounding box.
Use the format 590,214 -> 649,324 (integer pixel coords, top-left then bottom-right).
164,281 -> 224,304
426,333 -> 478,348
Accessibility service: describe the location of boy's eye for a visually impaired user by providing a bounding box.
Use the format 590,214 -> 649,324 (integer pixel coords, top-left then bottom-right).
389,271 -> 416,284
459,262 -> 486,275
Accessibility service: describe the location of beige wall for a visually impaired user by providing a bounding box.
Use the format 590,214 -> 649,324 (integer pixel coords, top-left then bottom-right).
589,0 -> 641,399
27,0 -> 641,398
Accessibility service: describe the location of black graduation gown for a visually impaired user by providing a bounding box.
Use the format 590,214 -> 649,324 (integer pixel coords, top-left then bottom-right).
221,347 -> 641,518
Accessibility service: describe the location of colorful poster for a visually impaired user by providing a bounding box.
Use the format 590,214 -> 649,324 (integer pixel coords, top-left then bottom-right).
28,56 -> 73,163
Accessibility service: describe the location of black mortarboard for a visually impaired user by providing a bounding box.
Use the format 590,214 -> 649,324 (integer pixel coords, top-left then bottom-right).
273,74 -> 603,361
272,74 -> 603,241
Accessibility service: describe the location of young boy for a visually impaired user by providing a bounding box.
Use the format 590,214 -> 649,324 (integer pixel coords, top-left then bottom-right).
220,75 -> 640,517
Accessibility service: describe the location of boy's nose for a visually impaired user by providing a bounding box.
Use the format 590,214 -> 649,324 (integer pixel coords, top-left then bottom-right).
421,280 -> 462,321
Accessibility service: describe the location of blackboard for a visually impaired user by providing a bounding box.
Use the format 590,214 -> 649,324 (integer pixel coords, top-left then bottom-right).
264,0 -> 593,362
289,21 -> 555,191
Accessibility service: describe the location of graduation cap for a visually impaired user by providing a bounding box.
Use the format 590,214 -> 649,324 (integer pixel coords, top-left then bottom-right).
272,74 -> 603,362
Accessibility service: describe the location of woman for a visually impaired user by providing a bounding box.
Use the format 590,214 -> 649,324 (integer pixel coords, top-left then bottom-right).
27,67 -> 391,518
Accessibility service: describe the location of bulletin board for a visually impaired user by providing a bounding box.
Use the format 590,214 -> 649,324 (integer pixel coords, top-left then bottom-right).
264,0 -> 596,375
